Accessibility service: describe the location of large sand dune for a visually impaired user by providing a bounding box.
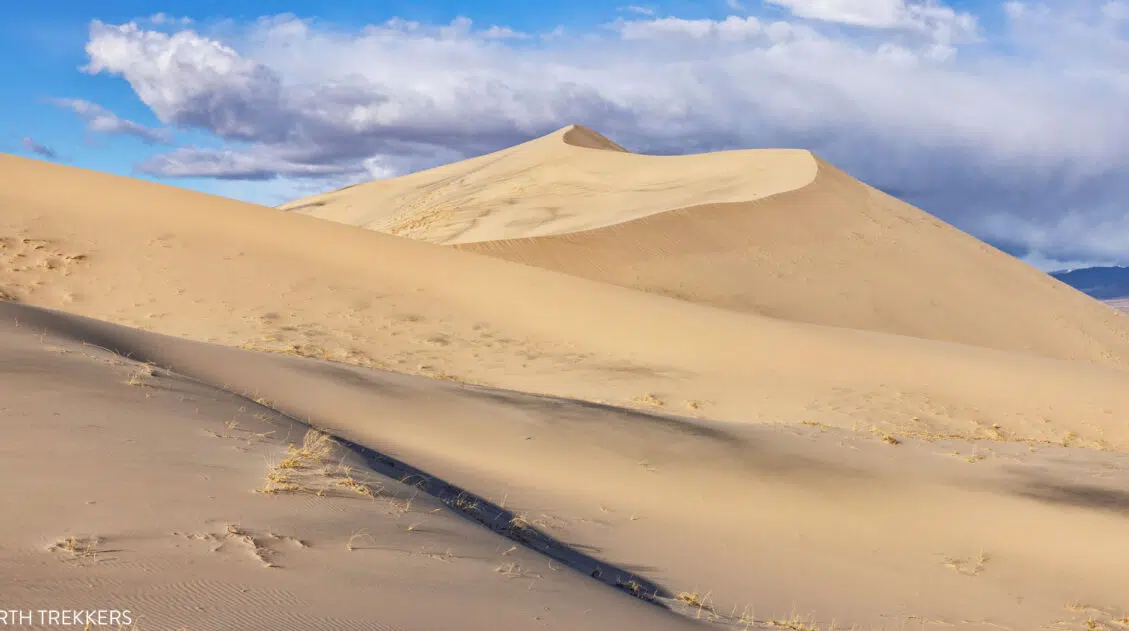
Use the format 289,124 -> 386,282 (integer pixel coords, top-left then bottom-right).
7,152 -> 1129,449
279,125 -> 818,245
4,300 -> 1129,631
283,126 -> 1129,367
4,147 -> 1129,630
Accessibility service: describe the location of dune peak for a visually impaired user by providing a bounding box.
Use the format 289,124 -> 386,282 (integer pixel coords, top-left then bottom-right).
556,124 -> 629,152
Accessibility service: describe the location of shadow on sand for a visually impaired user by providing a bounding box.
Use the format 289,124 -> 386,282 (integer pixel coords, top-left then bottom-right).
331,434 -> 675,606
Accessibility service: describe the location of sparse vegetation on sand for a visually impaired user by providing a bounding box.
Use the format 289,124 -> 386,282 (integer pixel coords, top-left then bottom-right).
48,535 -> 102,564
258,428 -> 387,503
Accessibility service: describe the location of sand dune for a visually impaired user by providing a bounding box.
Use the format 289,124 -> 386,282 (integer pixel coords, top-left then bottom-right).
6,152 -> 1129,449
5,148 -> 1129,630
279,125 -> 817,245
0,303 -> 699,631
284,126 -> 1129,367
4,301 -> 1129,631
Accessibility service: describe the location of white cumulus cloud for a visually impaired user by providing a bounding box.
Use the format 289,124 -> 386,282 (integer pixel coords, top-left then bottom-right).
67,3 -> 1129,264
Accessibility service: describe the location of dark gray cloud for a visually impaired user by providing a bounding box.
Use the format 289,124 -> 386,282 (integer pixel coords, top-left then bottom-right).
77,4 -> 1129,268
20,137 -> 60,160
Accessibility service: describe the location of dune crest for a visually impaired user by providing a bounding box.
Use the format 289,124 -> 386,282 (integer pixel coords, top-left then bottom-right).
279,125 -> 817,245
559,124 -> 629,151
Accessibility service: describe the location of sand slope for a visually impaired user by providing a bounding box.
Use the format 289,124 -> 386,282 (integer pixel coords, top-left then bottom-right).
0,303 -> 700,631
460,157 -> 1129,366
5,151 -> 1129,629
4,301 -> 1129,631
4,152 -> 1129,448
282,127 -> 1129,367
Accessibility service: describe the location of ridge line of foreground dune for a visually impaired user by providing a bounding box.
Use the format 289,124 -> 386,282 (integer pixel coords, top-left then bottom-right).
0,302 -> 705,631
0,300 -> 681,609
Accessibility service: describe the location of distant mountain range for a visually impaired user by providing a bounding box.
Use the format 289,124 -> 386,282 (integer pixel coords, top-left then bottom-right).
1050,266 -> 1129,301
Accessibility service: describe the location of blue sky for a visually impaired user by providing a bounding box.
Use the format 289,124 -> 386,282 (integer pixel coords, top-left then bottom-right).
2,0 -> 1127,270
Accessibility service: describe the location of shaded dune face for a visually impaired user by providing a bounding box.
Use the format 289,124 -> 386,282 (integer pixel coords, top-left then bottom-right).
458,158 -> 1129,367
561,124 -> 630,151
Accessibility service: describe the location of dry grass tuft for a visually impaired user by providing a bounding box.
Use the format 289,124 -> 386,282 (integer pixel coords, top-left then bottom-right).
632,393 -> 665,407
258,429 -> 345,496
675,591 -> 715,619
277,453 -> 306,470
259,464 -> 301,495
296,429 -> 336,461
449,491 -> 479,512
125,364 -> 157,387
388,494 -> 416,517
615,577 -> 654,601
943,551 -> 990,576
49,536 -> 102,564
764,616 -> 825,630
337,476 -> 380,499
1067,603 -> 1093,613
345,530 -> 375,551
495,561 -> 541,579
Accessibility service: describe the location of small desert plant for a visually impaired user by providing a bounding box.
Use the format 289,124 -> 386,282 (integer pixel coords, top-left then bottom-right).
259,464 -> 301,495
943,551 -> 990,576
125,364 -> 156,386
495,562 -> 540,579
49,536 -> 101,564
337,476 -> 380,499
294,429 -> 336,461
676,591 -> 715,619
632,393 -> 665,407
345,530 -> 375,551
449,491 -> 479,512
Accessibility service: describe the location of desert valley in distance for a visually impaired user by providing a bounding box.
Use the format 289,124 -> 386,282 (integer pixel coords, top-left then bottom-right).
3,125 -> 1129,631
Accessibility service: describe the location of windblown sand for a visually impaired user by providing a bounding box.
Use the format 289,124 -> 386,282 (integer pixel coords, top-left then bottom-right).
3,129 -> 1129,630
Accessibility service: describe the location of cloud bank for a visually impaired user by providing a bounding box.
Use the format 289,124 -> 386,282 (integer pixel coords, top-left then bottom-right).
70,2 -> 1129,268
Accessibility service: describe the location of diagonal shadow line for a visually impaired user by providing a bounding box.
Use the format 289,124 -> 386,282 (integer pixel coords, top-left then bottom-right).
0,304 -> 677,606
330,434 -> 675,606
1007,477 -> 1129,518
